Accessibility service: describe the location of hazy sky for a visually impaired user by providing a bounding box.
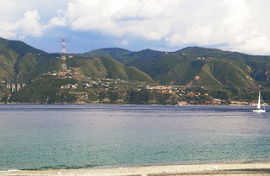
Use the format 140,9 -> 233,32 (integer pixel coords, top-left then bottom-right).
1,0 -> 270,54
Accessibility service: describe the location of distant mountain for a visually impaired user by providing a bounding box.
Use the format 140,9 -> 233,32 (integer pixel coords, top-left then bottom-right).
84,48 -> 163,64
84,48 -> 131,63
85,47 -> 270,91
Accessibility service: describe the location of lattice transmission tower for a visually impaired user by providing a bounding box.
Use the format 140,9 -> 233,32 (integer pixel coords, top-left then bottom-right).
60,39 -> 67,71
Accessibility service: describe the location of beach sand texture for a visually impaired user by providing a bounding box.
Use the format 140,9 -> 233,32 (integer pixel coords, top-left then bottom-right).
1,162 -> 270,176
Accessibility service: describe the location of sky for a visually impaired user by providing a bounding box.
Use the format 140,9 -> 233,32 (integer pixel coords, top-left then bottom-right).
1,0 -> 270,54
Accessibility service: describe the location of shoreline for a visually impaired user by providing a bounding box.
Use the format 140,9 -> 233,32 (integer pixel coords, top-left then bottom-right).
0,102 -> 265,107
1,162 -> 270,176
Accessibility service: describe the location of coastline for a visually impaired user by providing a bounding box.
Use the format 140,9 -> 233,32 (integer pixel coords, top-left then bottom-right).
1,162 -> 270,176
0,102 -> 265,106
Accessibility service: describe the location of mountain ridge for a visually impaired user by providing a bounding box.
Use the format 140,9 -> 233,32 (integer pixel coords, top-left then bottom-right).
0,38 -> 153,83
85,46 -> 270,91
1,37 -> 270,102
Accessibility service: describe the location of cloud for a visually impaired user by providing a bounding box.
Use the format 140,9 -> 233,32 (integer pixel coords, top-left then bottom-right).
0,10 -> 44,39
0,0 -> 69,38
64,0 -> 177,39
48,16 -> 66,27
17,10 -> 44,37
52,0 -> 270,54
1,0 -> 270,54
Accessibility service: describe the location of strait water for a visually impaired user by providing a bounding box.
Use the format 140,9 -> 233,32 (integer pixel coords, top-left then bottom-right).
0,105 -> 270,170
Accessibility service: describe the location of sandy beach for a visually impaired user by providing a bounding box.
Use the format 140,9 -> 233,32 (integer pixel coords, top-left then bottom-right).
1,162 -> 270,176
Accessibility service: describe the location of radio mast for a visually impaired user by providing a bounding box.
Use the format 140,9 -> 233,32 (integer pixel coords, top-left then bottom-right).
60,39 -> 67,71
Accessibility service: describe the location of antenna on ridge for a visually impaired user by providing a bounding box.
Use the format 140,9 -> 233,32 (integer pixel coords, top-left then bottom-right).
60,39 -> 67,71
61,39 -> 66,57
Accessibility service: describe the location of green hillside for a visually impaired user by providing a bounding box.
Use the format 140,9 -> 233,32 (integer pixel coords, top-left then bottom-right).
86,47 -> 270,92
10,76 -> 77,103
0,37 -> 59,83
1,37 -> 270,103
0,38 -> 152,83
0,38 -> 154,103
67,56 -> 153,82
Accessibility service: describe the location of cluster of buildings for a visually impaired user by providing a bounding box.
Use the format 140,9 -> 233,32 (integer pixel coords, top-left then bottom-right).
61,84 -> 78,89
60,78 -> 123,91
137,84 -> 265,105
0,81 -> 26,93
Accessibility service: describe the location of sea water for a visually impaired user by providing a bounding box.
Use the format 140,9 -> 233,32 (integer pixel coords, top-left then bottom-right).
0,105 -> 269,170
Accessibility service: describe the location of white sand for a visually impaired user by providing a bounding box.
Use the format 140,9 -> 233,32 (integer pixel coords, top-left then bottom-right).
1,162 -> 270,176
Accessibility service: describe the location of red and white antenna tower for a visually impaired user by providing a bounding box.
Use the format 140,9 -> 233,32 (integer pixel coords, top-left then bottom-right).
60,39 -> 67,71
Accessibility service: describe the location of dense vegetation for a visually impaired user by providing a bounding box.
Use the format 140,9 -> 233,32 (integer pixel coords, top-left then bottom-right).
9,76 -> 77,103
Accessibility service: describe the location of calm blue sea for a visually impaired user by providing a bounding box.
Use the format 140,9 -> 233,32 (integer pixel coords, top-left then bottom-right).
0,105 -> 269,170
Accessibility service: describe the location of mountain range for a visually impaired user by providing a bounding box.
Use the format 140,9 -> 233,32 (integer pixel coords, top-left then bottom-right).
1,37 -> 270,95
0,37 -> 152,83
86,47 -> 270,91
